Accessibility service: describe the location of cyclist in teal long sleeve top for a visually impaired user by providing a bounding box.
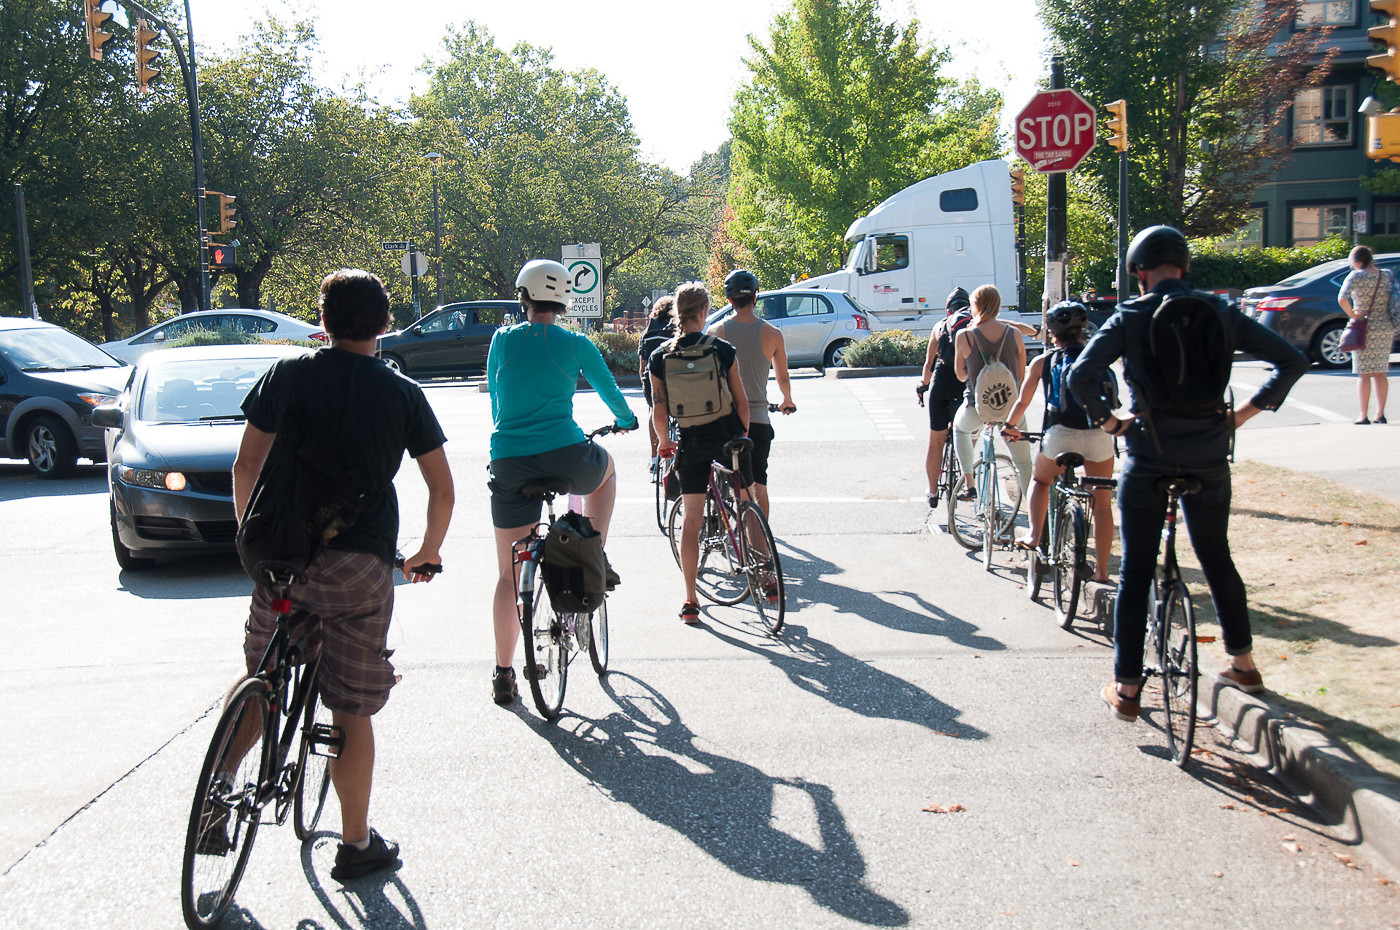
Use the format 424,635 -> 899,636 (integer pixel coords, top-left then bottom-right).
485,259 -> 638,706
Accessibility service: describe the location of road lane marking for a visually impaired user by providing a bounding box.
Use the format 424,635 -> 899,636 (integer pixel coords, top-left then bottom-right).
1229,380 -> 1349,423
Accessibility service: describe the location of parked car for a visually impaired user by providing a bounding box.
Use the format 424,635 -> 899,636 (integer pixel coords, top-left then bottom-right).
0,317 -> 129,478
705,289 -> 872,369
376,300 -> 515,378
92,343 -> 311,570
1240,255 -> 1400,368
100,309 -> 325,364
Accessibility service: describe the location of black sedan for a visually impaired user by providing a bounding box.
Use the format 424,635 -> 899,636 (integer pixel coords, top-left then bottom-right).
377,300 -> 515,378
92,343 -> 310,570
1240,255 -> 1400,368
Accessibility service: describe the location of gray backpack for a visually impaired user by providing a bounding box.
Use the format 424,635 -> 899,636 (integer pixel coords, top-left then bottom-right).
661,335 -> 733,427
971,328 -> 1019,424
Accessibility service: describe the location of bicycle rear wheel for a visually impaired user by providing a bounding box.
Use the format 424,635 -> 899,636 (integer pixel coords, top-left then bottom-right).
293,684 -> 334,840
1052,505 -> 1085,630
1160,580 -> 1199,767
182,678 -> 272,930
738,501 -> 785,634
521,582 -> 568,720
587,597 -> 609,675
652,459 -> 669,534
946,462 -> 980,551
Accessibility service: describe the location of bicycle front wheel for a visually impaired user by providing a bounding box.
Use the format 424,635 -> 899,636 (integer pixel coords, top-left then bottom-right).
653,460 -> 669,534
946,469 -> 980,551
587,597 -> 609,675
521,582 -> 568,720
1160,580 -> 1199,767
293,685 -> 334,841
182,678 -> 272,930
1052,505 -> 1084,630
738,501 -> 785,633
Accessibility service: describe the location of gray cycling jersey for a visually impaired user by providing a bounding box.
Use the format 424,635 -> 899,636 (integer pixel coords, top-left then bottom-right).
721,318 -> 771,425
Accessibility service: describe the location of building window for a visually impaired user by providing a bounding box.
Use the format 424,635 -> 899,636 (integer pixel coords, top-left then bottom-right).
1217,209 -> 1265,250
1291,204 -> 1351,245
1295,0 -> 1356,26
1293,86 -> 1353,146
1374,202 -> 1400,236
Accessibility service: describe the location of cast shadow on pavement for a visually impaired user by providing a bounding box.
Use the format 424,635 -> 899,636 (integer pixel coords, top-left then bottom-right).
698,615 -> 987,741
535,673 -> 910,927
299,832 -> 425,930
776,539 -> 1006,652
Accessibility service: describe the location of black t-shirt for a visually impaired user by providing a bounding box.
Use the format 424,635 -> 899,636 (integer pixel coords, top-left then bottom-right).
242,347 -> 447,562
637,316 -> 675,367
646,332 -> 745,441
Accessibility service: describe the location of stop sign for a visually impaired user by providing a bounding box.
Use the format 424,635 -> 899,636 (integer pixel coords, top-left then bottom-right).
1015,89 -> 1097,173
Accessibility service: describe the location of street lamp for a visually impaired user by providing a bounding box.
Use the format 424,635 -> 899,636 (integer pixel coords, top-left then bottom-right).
427,152 -> 444,308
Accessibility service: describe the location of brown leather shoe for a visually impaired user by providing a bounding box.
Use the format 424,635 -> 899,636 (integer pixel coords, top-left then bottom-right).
1218,666 -> 1264,694
1102,682 -> 1140,722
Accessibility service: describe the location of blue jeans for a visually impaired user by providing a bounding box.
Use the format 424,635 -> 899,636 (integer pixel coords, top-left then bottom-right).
1113,459 -> 1252,686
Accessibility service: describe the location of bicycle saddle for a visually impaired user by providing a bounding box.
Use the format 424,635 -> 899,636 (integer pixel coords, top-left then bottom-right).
254,559 -> 309,587
723,437 -> 753,456
520,478 -> 573,501
1055,452 -> 1086,470
1153,475 -> 1203,496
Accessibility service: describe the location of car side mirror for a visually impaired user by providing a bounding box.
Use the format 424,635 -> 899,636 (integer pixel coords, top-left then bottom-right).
153,332 -> 165,344
91,404 -> 123,428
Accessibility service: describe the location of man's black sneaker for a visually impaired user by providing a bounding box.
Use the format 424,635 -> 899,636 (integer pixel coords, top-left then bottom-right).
492,666 -> 518,705
330,829 -> 400,881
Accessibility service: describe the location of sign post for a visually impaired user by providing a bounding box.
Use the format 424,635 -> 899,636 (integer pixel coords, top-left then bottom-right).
383,239 -> 425,317
562,243 -> 603,327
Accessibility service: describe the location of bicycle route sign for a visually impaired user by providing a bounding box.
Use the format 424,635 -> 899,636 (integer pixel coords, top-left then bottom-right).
562,243 -> 602,319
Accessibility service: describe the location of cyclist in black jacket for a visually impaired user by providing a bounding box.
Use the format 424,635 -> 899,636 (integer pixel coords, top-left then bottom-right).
1067,226 -> 1307,722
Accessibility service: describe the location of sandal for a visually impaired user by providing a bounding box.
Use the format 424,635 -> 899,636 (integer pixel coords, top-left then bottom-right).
1013,535 -> 1038,551
679,601 -> 701,626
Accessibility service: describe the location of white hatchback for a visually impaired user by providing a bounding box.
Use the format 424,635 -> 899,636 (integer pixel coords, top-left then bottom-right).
101,309 -> 325,364
706,289 -> 873,370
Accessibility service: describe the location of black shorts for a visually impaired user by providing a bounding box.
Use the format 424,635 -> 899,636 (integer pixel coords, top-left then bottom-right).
675,430 -> 753,496
927,391 -> 962,432
747,421 -> 775,484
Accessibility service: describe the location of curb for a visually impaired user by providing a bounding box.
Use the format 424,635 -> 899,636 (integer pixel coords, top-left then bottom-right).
1209,682 -> 1400,872
823,365 -> 922,379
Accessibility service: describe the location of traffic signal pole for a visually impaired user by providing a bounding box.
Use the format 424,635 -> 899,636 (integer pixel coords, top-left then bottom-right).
101,0 -> 211,311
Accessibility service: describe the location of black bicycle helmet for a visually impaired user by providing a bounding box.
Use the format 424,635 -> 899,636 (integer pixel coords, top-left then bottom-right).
724,268 -> 760,300
1126,225 -> 1190,274
945,287 -> 970,312
1046,300 -> 1088,338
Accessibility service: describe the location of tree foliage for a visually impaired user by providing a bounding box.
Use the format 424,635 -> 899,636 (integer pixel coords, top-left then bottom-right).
1039,0 -> 1336,238
725,0 -> 1004,286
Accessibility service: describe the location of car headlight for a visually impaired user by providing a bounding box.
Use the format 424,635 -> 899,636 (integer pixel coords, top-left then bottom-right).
117,466 -> 188,491
78,392 -> 118,407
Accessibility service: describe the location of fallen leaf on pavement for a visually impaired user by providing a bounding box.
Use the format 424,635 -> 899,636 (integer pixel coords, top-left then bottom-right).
1282,841 -> 1302,853
1356,539 -> 1369,546
1220,802 -> 1237,810
1214,871 -> 1224,878
1067,860 -> 1078,867
922,804 -> 966,814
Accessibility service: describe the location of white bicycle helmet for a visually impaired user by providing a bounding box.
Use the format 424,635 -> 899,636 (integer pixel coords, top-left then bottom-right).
515,259 -> 572,304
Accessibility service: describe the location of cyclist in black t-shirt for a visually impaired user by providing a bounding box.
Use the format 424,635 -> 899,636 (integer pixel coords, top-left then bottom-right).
638,294 -> 676,469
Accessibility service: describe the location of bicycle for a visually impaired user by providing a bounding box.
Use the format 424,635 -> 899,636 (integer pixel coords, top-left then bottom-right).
955,421 -> 1023,569
512,424 -> 619,720
651,419 -> 680,534
914,386 -> 969,543
665,435 -> 785,634
180,556 -> 439,929
1019,442 -> 1118,630
1137,475 -> 1202,768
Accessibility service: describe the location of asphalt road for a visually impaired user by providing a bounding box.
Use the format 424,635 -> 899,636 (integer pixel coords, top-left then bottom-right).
0,364 -> 1397,928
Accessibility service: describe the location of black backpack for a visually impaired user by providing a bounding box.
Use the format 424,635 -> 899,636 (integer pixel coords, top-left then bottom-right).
1140,293 -> 1232,417
1045,345 -> 1118,430
934,309 -> 974,372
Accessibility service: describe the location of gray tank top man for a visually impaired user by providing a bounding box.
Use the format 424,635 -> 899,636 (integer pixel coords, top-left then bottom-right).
722,319 -> 771,426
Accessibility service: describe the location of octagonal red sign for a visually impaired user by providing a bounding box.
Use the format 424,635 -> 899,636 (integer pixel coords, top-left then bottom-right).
1015,89 -> 1097,173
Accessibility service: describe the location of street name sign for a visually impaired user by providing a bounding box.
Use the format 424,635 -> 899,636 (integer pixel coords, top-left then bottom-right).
1015,90 -> 1097,173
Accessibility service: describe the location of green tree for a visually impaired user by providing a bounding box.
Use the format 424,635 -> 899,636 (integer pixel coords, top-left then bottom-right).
725,0 -> 1004,285
1039,0 -> 1336,237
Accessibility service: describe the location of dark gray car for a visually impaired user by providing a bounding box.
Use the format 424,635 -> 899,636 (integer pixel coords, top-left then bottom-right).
92,343 -> 309,570
1240,255 -> 1400,368
377,300 -> 515,377
0,317 -> 129,478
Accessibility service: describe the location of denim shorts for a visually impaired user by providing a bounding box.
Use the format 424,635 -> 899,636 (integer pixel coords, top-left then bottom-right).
488,441 -> 610,528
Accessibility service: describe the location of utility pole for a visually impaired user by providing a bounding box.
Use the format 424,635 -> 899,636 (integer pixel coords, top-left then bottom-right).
14,184 -> 39,319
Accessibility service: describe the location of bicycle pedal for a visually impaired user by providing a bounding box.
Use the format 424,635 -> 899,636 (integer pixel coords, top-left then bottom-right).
310,723 -> 345,759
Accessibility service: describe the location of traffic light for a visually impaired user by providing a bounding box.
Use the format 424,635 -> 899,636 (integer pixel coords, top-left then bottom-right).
135,19 -> 161,95
1103,99 -> 1129,153
1009,166 -> 1025,206
209,243 -> 236,268
83,0 -> 113,60
1369,0 -> 1400,83
218,193 -> 236,233
1368,110 -> 1400,160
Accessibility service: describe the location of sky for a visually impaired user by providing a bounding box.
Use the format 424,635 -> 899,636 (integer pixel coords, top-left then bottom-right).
180,0 -> 1052,174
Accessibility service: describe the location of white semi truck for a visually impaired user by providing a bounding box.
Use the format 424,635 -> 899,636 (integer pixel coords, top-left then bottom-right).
788,159 -> 1021,336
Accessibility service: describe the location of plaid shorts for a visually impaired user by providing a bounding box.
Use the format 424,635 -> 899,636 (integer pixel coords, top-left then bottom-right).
243,548 -> 397,717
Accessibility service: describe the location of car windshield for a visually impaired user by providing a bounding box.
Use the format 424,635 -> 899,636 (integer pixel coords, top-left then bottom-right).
137,357 -> 279,423
0,326 -> 123,372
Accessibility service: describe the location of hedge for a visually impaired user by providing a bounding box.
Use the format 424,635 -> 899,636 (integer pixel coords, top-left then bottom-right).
587,331 -> 641,374
840,330 -> 928,368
